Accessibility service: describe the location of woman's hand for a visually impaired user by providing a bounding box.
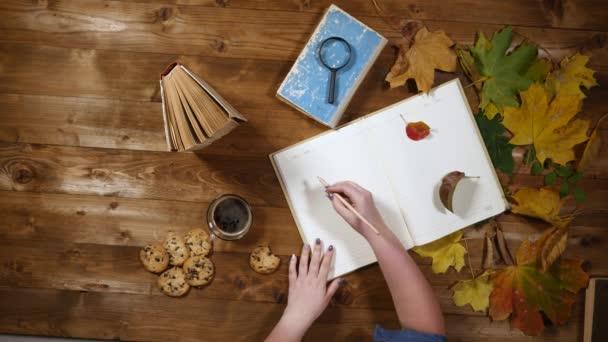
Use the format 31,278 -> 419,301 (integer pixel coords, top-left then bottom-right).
326,181 -> 388,238
265,240 -> 342,342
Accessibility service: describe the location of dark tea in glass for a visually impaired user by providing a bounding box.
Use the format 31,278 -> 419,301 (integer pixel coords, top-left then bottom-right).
207,194 -> 252,240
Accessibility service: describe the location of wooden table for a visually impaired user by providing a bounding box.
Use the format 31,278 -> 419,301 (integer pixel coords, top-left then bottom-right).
0,0 -> 607,341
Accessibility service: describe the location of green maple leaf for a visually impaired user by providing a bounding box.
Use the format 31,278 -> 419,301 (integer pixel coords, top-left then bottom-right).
471,26 -> 538,112
475,113 -> 515,175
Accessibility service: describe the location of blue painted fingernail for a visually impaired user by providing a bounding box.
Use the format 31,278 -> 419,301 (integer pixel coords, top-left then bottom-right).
338,278 -> 345,285
328,245 -> 334,251
315,238 -> 321,245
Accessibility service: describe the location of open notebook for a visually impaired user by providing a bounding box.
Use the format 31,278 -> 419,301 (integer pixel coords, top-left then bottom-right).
270,79 -> 508,279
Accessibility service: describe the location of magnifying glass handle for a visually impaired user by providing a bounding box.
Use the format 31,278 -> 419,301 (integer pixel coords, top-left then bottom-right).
328,69 -> 337,104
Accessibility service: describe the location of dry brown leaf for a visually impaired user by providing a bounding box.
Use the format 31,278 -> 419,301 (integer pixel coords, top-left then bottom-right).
439,171 -> 465,212
386,27 -> 457,92
482,222 -> 514,269
496,225 -> 514,266
577,113 -> 607,172
540,227 -> 568,271
483,233 -> 500,269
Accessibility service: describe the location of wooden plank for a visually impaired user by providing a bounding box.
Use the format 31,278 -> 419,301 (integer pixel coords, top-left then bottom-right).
0,191 -> 299,254
0,237 -> 596,317
0,238 -> 477,315
0,93 -> 329,154
1,0 -> 607,61
0,288 -> 580,341
0,94 -> 167,151
0,143 -> 286,207
114,0 -> 608,31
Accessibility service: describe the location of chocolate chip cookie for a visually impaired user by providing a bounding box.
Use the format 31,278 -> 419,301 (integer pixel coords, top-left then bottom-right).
183,255 -> 214,287
163,231 -> 190,266
158,267 -> 190,297
184,228 -> 213,257
139,243 -> 169,273
249,245 -> 281,274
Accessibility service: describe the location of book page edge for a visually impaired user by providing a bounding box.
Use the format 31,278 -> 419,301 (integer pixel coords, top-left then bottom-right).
180,65 -> 247,122
159,79 -> 176,151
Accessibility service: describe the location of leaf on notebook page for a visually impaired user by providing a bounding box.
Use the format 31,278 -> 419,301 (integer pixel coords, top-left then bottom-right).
510,187 -> 573,228
412,230 -> 466,274
470,26 -> 537,115
405,121 -> 431,141
386,27 -> 457,92
439,171 -> 478,213
489,232 -> 588,336
502,83 -> 590,165
452,271 -> 493,312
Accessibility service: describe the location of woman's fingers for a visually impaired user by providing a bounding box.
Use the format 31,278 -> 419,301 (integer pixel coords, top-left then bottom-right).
298,244 -> 310,276
318,245 -> 334,279
326,181 -> 362,202
288,254 -> 297,286
308,238 -> 323,276
325,277 -> 343,301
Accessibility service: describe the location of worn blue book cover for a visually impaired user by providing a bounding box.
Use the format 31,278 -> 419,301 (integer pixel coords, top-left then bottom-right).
277,5 -> 387,127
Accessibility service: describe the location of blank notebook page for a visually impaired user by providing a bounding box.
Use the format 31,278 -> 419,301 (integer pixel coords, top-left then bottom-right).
272,121 -> 412,279
365,79 -> 507,246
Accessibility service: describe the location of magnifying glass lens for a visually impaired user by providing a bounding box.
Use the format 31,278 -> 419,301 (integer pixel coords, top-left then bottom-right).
320,40 -> 351,68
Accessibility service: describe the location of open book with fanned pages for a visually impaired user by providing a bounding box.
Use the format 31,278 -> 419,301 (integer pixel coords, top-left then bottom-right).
160,63 -> 246,151
270,79 -> 508,279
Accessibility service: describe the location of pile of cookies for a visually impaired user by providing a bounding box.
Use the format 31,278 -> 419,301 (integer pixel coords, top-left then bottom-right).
139,228 -> 214,297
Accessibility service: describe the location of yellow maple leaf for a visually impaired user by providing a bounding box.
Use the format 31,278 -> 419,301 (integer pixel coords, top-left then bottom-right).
386,27 -> 457,92
502,83 -> 589,165
546,53 -> 598,99
510,187 -> 573,228
412,230 -> 466,274
452,271 -> 494,312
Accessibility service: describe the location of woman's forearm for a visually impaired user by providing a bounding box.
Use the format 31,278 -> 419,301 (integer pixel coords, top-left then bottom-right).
365,225 -> 445,335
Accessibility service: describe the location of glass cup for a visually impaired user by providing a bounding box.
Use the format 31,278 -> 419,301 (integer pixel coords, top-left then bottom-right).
206,194 -> 253,240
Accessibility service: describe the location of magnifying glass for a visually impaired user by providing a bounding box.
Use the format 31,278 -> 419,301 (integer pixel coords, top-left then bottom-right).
318,37 -> 352,104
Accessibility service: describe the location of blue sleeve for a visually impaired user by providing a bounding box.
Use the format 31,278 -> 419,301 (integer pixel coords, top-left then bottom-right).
373,325 -> 447,342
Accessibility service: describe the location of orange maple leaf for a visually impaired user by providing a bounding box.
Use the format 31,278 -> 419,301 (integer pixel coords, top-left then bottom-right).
489,230 -> 588,336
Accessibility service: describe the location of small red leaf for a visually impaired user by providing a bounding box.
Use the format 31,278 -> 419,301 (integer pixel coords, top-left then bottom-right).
406,121 -> 431,141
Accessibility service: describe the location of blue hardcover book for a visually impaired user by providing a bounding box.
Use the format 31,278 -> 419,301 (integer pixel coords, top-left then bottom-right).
277,5 -> 387,127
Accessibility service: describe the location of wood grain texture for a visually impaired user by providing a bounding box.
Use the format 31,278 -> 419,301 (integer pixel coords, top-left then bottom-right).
1,1 -> 608,63
0,287 -> 581,341
0,0 -> 607,341
115,0 -> 608,31
0,143 -> 285,206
